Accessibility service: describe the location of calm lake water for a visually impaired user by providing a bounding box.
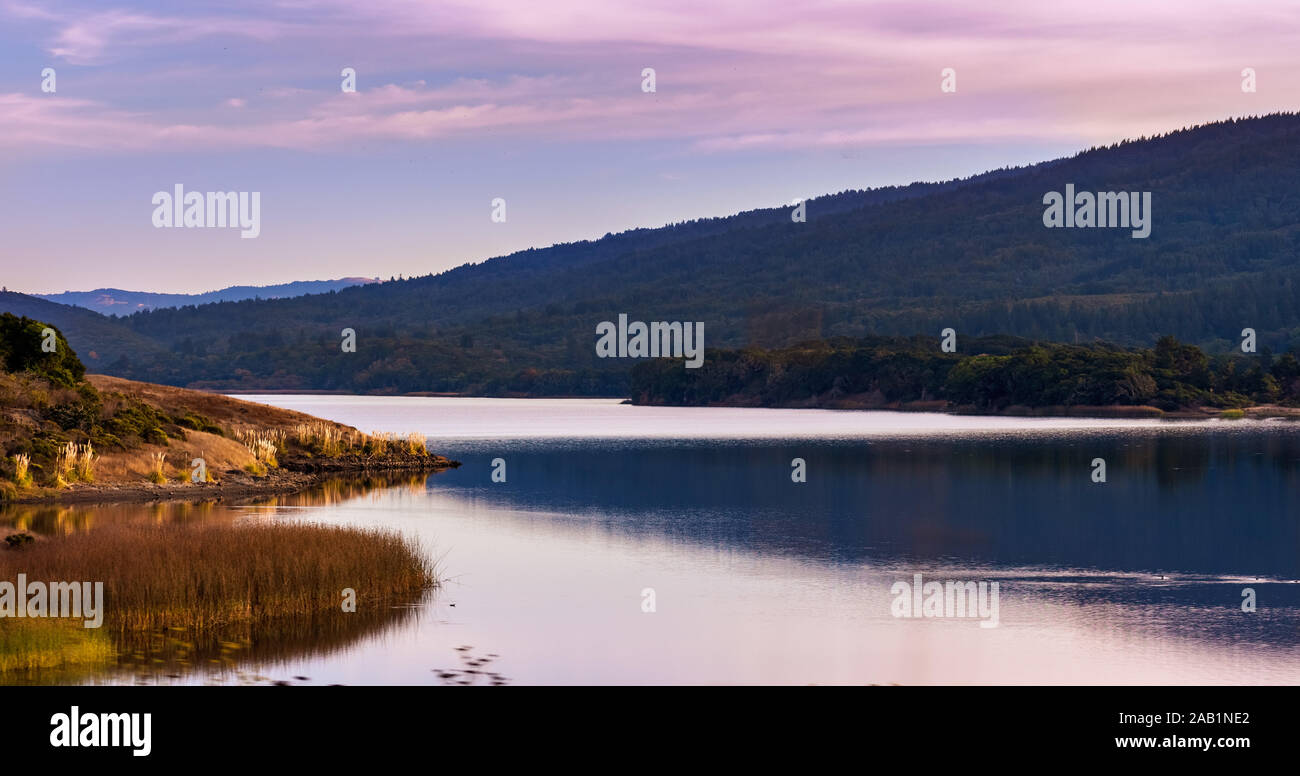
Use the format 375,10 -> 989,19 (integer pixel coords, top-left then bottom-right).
7,398 -> 1300,685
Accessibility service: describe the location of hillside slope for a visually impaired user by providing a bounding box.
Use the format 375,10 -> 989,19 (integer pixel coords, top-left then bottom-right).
0,291 -> 167,368
0,313 -> 456,504
6,113 -> 1300,395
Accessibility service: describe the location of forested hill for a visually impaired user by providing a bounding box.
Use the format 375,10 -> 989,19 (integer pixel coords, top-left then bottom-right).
627,335 -> 1300,413
5,113 -> 1300,396
0,291 -> 168,369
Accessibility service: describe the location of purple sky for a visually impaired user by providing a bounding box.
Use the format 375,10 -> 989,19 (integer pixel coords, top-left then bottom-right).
2,0 -> 1297,294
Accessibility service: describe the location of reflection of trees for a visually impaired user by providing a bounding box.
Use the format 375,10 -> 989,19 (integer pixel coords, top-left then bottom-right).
0,474 -> 443,686
0,500 -> 230,535
430,434 -> 1300,577
242,473 -> 432,508
0,473 -> 437,534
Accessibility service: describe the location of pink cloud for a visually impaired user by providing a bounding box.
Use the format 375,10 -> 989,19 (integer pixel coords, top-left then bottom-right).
3,0 -> 1298,155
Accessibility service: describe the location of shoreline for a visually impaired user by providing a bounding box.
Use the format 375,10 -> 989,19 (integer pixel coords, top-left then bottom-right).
5,456 -> 460,507
224,391 -> 1300,420
2,371 -> 464,510
628,397 -> 1300,419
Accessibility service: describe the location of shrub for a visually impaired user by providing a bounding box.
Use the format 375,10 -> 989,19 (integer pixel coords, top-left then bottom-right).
0,313 -> 86,387
4,533 -> 35,549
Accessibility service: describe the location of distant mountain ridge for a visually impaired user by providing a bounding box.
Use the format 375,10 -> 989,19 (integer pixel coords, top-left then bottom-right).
0,291 -> 167,367
5,113 -> 1300,396
33,278 -> 380,316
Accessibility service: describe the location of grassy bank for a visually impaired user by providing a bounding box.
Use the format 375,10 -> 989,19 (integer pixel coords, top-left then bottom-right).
0,313 -> 458,504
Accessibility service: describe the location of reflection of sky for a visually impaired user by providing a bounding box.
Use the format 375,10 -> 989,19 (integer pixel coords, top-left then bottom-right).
250,487 -> 1300,685
235,395 -> 1247,439
8,397 -> 1297,685
5,1 -> 1296,293
234,398 -> 1300,578
7,457 -> 1297,684
69,395 -> 1290,685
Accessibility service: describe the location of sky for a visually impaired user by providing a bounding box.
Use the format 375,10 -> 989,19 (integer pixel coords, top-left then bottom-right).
1,0 -> 1297,294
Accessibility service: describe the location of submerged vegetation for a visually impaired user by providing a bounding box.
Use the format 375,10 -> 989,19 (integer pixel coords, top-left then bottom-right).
630,335 -> 1300,413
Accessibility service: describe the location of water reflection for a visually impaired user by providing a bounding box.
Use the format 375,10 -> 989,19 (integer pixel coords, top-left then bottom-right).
5,402 -> 1300,684
426,432 -> 1300,578
0,473 -> 432,535
0,475 -> 439,687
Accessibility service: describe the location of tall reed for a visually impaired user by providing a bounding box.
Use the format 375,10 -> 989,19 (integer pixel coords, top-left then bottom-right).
54,442 -> 77,486
148,451 -> 167,483
12,453 -> 31,488
74,443 -> 96,483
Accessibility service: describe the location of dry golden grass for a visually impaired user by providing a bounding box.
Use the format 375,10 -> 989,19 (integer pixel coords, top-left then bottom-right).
49,442 -> 96,487
53,441 -> 76,486
12,453 -> 31,488
85,374 -> 354,433
291,423 -> 430,460
147,451 -> 167,483
235,429 -> 282,467
405,432 -> 426,455
366,431 -> 389,456
0,376 -> 439,493
0,522 -> 435,637
75,443 -> 96,483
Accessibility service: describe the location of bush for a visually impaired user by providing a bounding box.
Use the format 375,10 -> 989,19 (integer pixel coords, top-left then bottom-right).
4,532 -> 35,549
0,313 -> 85,387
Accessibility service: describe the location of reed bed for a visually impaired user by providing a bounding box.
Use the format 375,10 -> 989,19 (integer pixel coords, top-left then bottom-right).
235,428 -> 284,466
366,432 -> 390,456
405,432 -> 427,455
0,522 -> 436,637
293,423 -> 343,457
291,422 -> 429,459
